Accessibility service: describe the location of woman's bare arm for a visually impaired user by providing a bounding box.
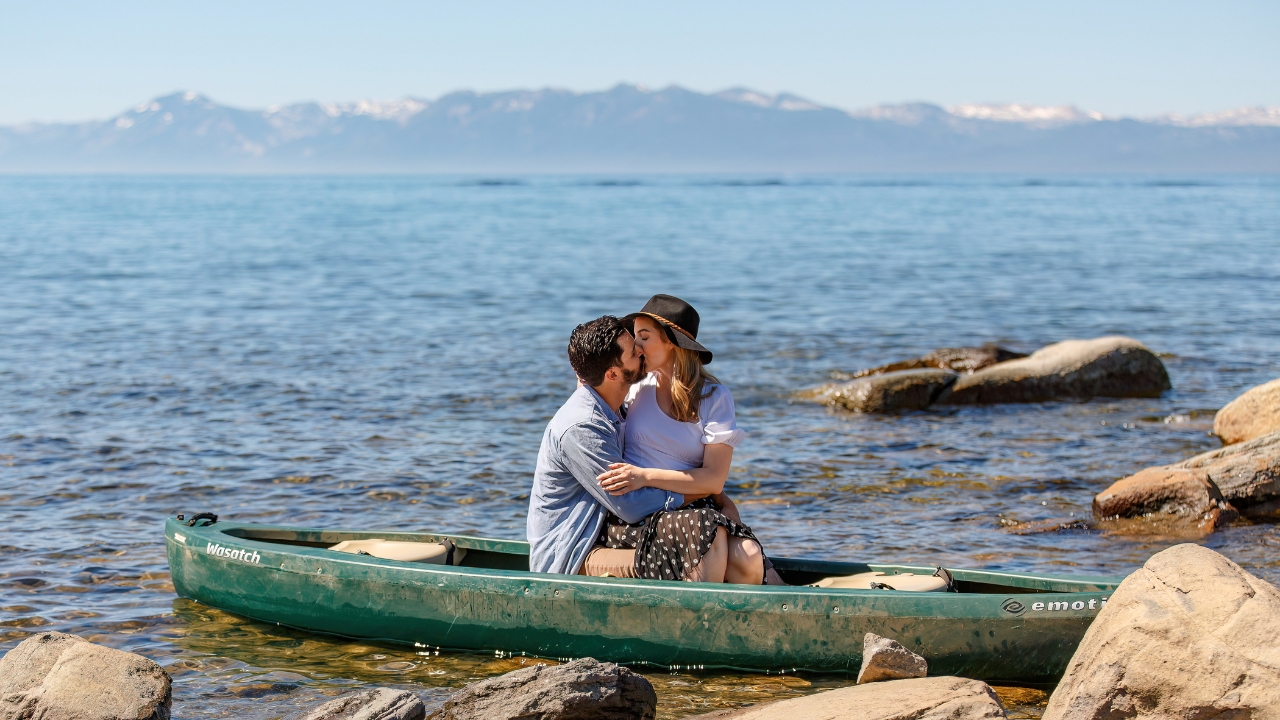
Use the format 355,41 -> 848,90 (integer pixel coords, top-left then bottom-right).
597,444 -> 733,496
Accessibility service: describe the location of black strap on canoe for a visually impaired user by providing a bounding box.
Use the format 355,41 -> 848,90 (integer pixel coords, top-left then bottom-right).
441,538 -> 457,566
934,566 -> 958,592
184,512 -> 218,527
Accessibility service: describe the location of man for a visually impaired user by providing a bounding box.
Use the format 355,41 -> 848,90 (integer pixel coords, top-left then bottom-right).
527,316 -> 685,575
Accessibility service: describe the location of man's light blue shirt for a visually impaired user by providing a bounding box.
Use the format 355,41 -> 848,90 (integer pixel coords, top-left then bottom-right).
527,384 -> 684,575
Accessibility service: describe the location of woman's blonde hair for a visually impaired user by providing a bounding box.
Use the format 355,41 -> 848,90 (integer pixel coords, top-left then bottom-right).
666,332 -> 719,423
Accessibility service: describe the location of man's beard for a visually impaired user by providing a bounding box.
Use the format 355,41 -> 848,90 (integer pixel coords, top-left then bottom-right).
620,357 -> 646,385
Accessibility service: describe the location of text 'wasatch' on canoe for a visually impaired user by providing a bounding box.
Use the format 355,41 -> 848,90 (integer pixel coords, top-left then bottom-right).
165,513 -> 1123,683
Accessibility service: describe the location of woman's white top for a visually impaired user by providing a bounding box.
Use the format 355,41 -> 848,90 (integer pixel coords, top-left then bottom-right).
622,373 -> 746,472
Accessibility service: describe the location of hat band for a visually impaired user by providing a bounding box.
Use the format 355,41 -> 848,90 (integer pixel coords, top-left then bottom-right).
639,312 -> 697,343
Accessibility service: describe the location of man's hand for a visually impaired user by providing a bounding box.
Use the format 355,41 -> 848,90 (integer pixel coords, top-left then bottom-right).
597,463 -> 650,496
713,492 -> 744,523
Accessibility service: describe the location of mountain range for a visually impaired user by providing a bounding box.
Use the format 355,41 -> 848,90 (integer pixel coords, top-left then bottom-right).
2,84 -> 1278,173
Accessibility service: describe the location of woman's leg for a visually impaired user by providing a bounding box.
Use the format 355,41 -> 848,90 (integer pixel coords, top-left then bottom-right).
683,527 -> 728,583
725,537 -> 765,585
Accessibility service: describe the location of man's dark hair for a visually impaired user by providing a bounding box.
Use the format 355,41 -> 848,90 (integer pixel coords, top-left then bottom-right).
568,315 -> 628,387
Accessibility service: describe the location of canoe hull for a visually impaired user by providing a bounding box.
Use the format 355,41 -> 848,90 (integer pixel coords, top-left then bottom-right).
166,519 -> 1121,682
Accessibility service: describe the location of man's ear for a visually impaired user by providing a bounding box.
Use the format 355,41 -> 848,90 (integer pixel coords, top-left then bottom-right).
601,365 -> 619,384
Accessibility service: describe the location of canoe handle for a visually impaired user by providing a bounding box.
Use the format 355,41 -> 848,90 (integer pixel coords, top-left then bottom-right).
179,512 -> 219,527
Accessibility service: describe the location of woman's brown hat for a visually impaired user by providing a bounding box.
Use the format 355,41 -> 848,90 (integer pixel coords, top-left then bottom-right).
625,294 -> 713,364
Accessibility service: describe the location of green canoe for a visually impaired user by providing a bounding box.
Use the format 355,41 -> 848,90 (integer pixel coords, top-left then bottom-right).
165,514 -> 1123,683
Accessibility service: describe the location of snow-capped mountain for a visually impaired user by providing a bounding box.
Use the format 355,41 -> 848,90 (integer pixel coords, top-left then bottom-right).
1,85 -> 1277,172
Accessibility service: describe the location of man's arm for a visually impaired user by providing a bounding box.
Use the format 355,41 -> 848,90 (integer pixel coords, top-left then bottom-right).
558,421 -> 683,524
597,444 -> 733,496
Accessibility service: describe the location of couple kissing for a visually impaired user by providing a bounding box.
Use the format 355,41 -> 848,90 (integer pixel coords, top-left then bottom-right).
527,294 -> 782,585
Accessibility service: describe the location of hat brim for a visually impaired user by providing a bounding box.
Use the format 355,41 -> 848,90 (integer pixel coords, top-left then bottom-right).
624,312 -> 713,365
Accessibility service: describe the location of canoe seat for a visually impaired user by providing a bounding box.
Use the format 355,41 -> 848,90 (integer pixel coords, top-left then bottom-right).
329,539 -> 466,565
812,571 -> 948,592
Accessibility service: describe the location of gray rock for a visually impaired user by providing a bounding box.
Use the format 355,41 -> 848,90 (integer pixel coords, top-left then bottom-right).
804,369 -> 958,412
687,676 -> 1006,719
856,633 -> 928,684
1044,544 -> 1280,720
853,344 -> 1027,377
427,657 -> 655,720
1215,377 -> 1280,445
940,336 -> 1170,404
0,631 -> 171,720
1178,428 -> 1280,513
293,688 -> 425,720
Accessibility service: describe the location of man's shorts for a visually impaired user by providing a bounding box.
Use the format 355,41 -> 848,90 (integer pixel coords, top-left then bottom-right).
578,546 -> 637,578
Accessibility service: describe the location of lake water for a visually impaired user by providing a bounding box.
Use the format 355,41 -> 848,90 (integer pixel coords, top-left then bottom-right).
2,175 -> 1279,718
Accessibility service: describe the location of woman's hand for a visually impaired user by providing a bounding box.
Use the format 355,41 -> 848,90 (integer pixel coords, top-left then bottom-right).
597,463 -> 650,495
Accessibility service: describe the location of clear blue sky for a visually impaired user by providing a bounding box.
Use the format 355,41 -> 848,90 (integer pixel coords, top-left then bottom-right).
2,1 -> 1277,124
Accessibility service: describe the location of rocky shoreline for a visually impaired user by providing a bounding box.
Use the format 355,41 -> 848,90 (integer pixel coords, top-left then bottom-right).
4,544 -> 1277,719
1094,376 -> 1280,533
805,336 -> 1280,537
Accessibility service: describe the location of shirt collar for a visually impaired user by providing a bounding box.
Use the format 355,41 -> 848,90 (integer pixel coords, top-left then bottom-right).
583,384 -> 622,425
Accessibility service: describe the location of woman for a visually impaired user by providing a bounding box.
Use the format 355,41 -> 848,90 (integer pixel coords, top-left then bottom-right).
594,294 -> 781,585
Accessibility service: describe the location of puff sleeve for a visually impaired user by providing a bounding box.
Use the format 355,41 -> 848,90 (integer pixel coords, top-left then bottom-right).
700,384 -> 746,447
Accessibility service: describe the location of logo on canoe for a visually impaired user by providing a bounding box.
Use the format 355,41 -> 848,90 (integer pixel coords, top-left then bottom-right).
206,543 -> 260,565
1004,597 -> 1108,614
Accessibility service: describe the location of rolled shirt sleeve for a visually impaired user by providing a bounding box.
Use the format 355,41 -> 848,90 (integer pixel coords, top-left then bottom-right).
700,385 -> 747,447
560,421 -> 684,524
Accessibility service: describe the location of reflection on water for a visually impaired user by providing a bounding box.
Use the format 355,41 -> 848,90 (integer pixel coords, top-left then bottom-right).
2,175 -> 1279,717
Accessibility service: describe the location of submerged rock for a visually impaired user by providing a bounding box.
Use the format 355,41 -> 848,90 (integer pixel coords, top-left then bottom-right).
690,676 -> 1006,719
0,631 -> 172,720
1095,429 -> 1280,527
427,657 -> 656,720
1043,544 -> 1280,720
293,688 -> 425,720
856,633 -> 928,684
940,336 -> 1170,405
1002,516 -> 1092,535
803,369 -> 957,412
1215,377 -> 1280,445
852,344 -> 1027,377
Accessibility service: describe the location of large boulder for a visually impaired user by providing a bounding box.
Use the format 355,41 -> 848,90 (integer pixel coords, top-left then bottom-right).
1215,377 -> 1280,445
940,336 -> 1170,405
427,657 -> 656,720
1043,544 -> 1280,719
852,344 -> 1027,378
690,676 -> 1006,719
802,369 -> 957,412
1095,429 -> 1280,525
857,633 -> 928,684
293,688 -> 425,720
0,632 -> 172,720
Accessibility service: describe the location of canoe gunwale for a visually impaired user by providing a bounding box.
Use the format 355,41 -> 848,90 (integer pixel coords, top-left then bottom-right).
195,520 -> 1124,595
